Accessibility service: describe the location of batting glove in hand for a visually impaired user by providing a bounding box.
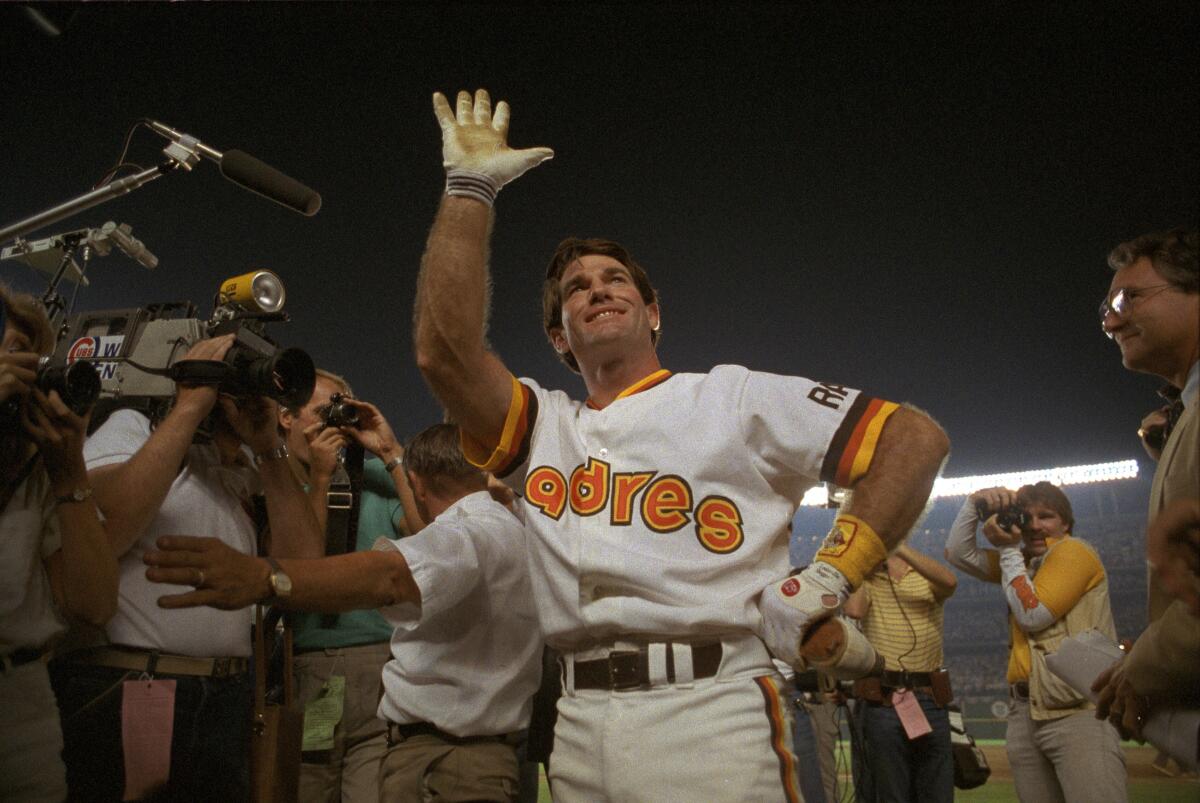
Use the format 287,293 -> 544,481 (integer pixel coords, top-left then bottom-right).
758,561 -> 851,666
433,89 -> 553,203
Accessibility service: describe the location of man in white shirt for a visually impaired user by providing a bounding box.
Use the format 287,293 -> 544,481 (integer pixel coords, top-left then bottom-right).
141,422 -> 542,802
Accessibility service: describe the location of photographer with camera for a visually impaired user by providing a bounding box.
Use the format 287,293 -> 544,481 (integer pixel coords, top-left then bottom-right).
49,332 -> 321,801
1,285 -> 119,802
946,482 -> 1127,802
277,368 -> 421,803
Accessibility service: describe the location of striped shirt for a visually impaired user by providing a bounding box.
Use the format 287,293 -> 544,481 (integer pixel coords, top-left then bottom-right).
861,568 -> 945,673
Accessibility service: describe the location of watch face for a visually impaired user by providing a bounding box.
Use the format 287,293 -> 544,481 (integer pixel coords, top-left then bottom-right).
273,571 -> 293,597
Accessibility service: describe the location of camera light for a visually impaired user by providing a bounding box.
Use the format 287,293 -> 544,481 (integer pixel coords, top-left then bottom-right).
217,270 -> 286,313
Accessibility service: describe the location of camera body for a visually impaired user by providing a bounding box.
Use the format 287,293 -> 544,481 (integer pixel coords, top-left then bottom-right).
319,393 -> 359,429
52,300 -> 314,432
976,500 -> 1029,531
0,356 -> 101,429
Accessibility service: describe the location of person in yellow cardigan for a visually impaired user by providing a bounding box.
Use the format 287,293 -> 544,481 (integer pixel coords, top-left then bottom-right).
946,481 -> 1127,803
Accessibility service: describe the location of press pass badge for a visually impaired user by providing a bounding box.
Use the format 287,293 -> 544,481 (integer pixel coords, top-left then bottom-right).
301,675 -> 346,752
121,678 -> 176,800
892,688 -> 933,740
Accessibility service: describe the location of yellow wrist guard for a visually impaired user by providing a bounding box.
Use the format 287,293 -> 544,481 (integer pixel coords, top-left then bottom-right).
815,514 -> 888,588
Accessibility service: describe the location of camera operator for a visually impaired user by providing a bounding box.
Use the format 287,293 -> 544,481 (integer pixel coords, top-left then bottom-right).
277,368 -> 421,803
49,332 -> 321,802
1,285 -> 119,802
946,482 -> 1127,802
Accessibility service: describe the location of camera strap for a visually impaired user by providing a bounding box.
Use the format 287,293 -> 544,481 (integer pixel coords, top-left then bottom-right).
167,359 -> 228,385
320,443 -> 364,629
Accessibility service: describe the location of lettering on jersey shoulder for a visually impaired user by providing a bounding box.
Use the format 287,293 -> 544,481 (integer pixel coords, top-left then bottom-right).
807,382 -> 850,410
525,459 -> 746,554
526,466 -> 567,520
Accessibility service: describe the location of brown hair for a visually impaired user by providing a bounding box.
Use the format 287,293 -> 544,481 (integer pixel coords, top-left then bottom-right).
1017,481 -> 1074,533
1108,227 -> 1198,293
541,237 -> 660,372
0,283 -> 54,356
403,423 -> 486,494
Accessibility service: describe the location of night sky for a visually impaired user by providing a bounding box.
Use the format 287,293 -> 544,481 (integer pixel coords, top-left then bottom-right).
2,3 -> 1196,477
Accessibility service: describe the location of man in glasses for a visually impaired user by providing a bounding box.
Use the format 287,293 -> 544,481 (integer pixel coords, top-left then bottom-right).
1093,227 -> 1199,742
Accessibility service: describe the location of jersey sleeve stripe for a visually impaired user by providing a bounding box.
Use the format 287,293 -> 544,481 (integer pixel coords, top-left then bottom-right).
460,375 -> 536,476
819,396 -> 899,486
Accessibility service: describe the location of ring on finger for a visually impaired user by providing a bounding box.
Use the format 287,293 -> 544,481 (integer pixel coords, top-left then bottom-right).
196,569 -> 206,587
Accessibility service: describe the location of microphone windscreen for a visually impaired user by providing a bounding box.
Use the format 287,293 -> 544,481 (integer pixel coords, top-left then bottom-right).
219,149 -> 322,216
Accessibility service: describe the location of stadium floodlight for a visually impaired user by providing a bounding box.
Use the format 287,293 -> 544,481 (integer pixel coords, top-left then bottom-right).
800,459 -> 1140,507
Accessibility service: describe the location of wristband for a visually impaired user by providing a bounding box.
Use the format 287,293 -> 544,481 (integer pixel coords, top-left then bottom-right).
815,514 -> 889,588
445,169 -> 499,207
253,443 -> 289,466
383,455 -> 404,473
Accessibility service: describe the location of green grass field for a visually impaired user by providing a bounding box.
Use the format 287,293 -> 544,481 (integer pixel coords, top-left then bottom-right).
531,740 -> 1200,801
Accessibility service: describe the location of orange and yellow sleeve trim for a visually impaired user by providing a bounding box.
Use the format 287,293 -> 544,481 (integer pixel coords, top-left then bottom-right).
460,375 -> 537,477
819,396 -> 900,487
585,369 -> 673,410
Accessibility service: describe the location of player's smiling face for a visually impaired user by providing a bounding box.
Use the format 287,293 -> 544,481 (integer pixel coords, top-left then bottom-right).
553,254 -> 660,364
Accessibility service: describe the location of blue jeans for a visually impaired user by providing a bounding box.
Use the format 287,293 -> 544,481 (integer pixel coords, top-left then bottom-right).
51,661 -> 252,802
853,691 -> 953,803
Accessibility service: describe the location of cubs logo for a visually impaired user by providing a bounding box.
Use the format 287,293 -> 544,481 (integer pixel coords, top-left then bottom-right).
67,337 -> 97,363
781,577 -> 801,597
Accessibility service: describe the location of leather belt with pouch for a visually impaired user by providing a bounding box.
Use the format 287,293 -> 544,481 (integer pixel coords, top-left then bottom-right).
571,641 -> 723,691
853,667 -> 953,707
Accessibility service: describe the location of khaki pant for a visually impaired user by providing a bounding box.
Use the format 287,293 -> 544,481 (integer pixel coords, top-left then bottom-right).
295,642 -> 391,803
379,733 -> 518,803
1006,698 -> 1127,803
0,660 -> 67,803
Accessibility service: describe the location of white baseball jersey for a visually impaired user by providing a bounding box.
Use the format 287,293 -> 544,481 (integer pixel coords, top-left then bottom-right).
463,365 -> 898,651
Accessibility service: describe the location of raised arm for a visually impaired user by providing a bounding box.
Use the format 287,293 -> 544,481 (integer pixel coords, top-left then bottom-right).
945,493 -> 1003,582
413,89 -> 552,448
87,335 -> 234,556
25,388 -> 119,627
894,543 -> 957,601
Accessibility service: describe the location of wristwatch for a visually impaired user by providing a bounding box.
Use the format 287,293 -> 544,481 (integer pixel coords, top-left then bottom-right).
265,557 -> 293,602
383,454 -> 404,473
254,443 -> 290,466
55,487 -> 93,505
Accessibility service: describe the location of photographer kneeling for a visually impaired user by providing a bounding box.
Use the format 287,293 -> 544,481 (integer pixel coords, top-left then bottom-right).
945,482 -> 1127,803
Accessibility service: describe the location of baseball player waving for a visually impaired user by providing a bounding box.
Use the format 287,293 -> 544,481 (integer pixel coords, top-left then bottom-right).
414,88 -> 949,802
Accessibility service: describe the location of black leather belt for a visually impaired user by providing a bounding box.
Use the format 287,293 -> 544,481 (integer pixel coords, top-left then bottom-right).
1011,681 -> 1030,699
386,721 -> 514,746
1,647 -> 44,673
572,642 -> 723,691
882,670 -> 933,688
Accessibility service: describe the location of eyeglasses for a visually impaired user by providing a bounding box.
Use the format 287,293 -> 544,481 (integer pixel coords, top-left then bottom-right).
1099,284 -> 1173,334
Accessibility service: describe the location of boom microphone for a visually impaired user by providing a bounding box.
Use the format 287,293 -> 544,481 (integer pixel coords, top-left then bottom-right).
100,221 -> 158,269
145,119 -> 322,216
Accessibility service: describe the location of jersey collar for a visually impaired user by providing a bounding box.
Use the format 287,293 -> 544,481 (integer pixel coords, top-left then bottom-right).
585,369 -> 673,410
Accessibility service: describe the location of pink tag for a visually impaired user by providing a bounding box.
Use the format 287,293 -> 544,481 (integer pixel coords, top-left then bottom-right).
121,679 -> 176,800
892,689 -> 932,740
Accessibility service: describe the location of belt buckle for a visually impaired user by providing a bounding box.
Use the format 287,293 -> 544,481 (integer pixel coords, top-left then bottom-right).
212,657 -> 229,677
607,650 -> 645,691
327,492 -> 353,510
